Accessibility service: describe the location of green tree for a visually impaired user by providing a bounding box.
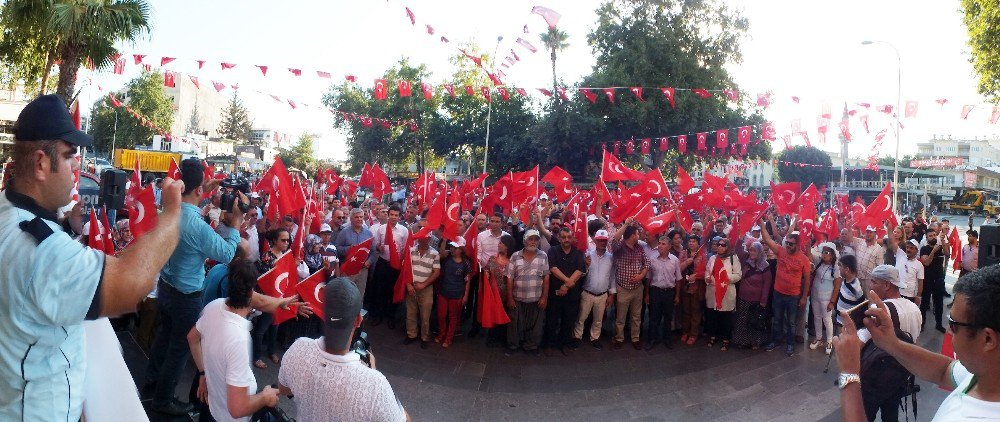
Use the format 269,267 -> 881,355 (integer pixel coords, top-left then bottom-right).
557,0 -> 767,180
217,92 -> 254,142
0,0 -> 151,102
88,71 -> 173,154
777,146 -> 833,188
278,133 -> 317,173
877,154 -> 913,168
540,28 -> 570,96
962,0 -> 1000,100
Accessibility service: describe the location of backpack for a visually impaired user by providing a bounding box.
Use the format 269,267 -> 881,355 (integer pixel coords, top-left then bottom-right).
859,302 -> 919,418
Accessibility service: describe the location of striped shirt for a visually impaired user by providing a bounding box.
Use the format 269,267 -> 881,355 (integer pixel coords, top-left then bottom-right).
835,277 -> 865,325
507,250 -> 549,303
611,240 -> 650,290
410,246 -> 440,284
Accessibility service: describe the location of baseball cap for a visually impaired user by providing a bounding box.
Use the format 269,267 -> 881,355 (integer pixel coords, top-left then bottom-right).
249,192 -> 261,199
594,229 -> 610,240
523,229 -> 541,241
906,239 -> 920,249
967,229 -> 979,238
871,264 -> 905,289
319,223 -> 333,233
751,225 -> 761,231
14,94 -> 93,147
865,225 -> 876,232
323,277 -> 363,351
539,193 -> 550,200
449,237 -> 467,248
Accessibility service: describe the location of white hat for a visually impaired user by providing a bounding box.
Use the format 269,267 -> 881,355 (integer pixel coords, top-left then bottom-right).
523,229 -> 541,241
249,192 -> 261,199
751,225 -> 761,231
449,237 -> 467,248
906,239 -> 920,249
539,193 -> 550,200
319,223 -> 333,233
865,225 -> 877,232
594,229 -> 610,240
818,241 -> 839,261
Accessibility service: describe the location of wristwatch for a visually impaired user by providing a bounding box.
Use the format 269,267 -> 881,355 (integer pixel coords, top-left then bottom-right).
838,373 -> 860,389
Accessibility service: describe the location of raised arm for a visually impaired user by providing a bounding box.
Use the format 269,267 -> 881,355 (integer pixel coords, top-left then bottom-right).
758,216 -> 781,254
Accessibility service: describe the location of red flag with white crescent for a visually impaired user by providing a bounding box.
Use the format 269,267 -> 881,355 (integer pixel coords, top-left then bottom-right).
340,237 -> 373,277
258,252 -> 296,298
295,270 -> 326,320
129,186 -> 158,242
712,257 -> 728,309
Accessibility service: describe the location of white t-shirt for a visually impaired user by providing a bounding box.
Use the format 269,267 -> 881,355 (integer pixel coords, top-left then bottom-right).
896,257 -> 924,298
279,337 -> 406,422
933,361 -> 1000,421
857,297 -> 922,343
196,299 -> 257,422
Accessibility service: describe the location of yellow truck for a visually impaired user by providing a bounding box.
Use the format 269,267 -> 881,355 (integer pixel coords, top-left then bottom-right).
113,149 -> 184,173
946,190 -> 999,215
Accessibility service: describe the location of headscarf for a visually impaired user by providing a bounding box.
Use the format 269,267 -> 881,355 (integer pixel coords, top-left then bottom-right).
304,234 -> 324,271
746,241 -> 769,272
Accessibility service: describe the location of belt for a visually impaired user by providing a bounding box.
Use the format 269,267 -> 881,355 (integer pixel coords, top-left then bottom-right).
584,289 -> 608,296
159,279 -> 203,298
650,285 -> 676,291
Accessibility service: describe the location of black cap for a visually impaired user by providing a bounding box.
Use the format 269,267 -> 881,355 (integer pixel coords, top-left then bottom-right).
323,277 -> 363,351
14,94 -> 93,147
967,229 -> 979,238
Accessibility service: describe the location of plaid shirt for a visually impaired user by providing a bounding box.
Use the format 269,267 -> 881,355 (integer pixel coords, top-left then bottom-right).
611,240 -> 650,290
850,238 -> 884,281
507,250 -> 549,302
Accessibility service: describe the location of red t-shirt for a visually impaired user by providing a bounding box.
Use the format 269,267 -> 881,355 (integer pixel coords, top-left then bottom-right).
774,248 -> 811,296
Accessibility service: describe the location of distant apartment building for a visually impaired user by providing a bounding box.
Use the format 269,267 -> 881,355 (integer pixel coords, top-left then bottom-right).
162,72 -> 228,138
915,135 -> 1000,167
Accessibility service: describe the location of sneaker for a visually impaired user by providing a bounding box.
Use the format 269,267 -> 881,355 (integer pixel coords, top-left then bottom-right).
825,342 -> 833,355
785,345 -> 794,356
764,342 -> 777,352
632,341 -> 643,350
808,340 -> 822,350
404,337 -> 417,345
591,339 -> 603,350
936,325 -> 947,333
151,399 -> 193,416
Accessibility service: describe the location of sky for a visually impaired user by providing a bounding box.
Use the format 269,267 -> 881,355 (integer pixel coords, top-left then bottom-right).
84,0 -> 996,163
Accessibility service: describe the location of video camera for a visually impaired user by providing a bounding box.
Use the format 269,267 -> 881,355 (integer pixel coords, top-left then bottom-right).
219,174 -> 251,213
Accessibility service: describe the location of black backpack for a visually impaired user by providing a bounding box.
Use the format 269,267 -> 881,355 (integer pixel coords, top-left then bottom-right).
859,302 -> 919,417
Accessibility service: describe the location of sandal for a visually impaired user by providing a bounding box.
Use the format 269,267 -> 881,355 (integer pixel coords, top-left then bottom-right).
254,359 -> 267,369
707,337 -> 716,347
680,334 -> 689,343
686,337 -> 696,346
442,342 -> 450,348
720,341 -> 730,351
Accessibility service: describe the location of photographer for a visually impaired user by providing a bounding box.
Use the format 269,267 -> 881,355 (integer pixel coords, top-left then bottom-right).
144,158 -> 249,416
834,265 -> 1000,421
278,277 -> 409,422
188,260 -> 280,422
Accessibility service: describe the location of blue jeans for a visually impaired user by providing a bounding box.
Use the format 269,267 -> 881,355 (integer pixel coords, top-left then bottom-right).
146,281 -> 203,404
771,292 -> 799,346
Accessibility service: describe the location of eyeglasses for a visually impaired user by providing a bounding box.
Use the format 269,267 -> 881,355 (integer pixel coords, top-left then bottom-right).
948,315 -> 981,333
785,242 -> 797,247
822,250 -> 833,254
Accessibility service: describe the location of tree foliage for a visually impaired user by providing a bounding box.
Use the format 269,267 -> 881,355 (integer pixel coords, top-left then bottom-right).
877,154 -> 914,168
279,133 -> 318,173
961,0 -> 1000,101
217,92 -> 254,142
88,71 -> 174,154
777,146 -> 833,188
0,0 -> 151,102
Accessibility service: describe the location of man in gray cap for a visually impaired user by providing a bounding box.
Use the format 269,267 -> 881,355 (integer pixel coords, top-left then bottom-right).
0,95 -> 185,420
865,264 -> 922,342
279,278 -> 407,421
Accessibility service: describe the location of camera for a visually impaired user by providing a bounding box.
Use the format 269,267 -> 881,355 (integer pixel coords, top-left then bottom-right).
219,175 -> 251,213
352,331 -> 371,368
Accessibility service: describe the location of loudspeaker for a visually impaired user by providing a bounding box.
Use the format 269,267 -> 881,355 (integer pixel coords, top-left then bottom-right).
100,169 -> 128,210
978,224 -> 1000,268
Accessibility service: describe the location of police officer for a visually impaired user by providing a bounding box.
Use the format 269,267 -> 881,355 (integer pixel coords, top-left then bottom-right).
0,94 -> 184,420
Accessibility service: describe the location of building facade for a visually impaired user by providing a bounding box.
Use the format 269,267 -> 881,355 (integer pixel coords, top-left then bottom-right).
162,73 -> 228,138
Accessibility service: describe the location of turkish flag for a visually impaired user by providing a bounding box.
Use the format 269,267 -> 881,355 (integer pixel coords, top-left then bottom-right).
126,156 -> 141,208
443,84 -> 456,97
132,54 -> 145,64
676,165 -> 695,195
295,271 -> 326,320
905,100 -> 918,118
696,132 -> 708,151
421,83 -> 434,99
87,210 -> 111,254
465,85 -> 475,96
611,194 -> 652,224
374,79 -> 388,100
643,168 -> 670,198
398,80 -> 412,97
163,71 -> 176,88
188,75 -> 200,89
630,87 -> 644,102
677,135 -> 688,153
658,137 -> 668,152
393,236 -> 416,304
531,5 -> 561,28
961,105 -> 975,120
442,191 -> 462,242
258,251 -> 296,298
949,227 -> 962,271
711,257 -> 728,309
757,92 -> 771,108
700,172 -> 727,208
625,140 -> 635,155
481,86 -> 492,102
212,81 -> 225,92
462,220 -> 480,275
166,158 -> 181,181
796,183 -> 821,210
691,88 -> 712,99
817,208 -> 839,241
601,150 -> 645,181
723,89 -> 739,102
661,87 -> 676,108
112,54 -> 126,74
497,86 -> 510,101
369,163 -> 392,198
580,88 -> 597,103
761,122 -> 775,141
771,181 -> 801,216
839,120 -> 852,142
798,203 -> 818,242
541,165 -> 572,190
641,138 -> 651,154
340,237 -> 374,277
716,129 -> 729,149
324,169 -> 342,195
129,186 -> 158,242
864,182 -> 894,221
255,157 -> 296,217
643,210 -> 676,236
603,88 -> 615,103
737,126 -> 751,145
510,166 -> 540,205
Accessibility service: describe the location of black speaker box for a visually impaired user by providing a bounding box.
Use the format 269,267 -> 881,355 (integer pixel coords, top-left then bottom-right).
100,169 -> 128,210
978,224 -> 1000,268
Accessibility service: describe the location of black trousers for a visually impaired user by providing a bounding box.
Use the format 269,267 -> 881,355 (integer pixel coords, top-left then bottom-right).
863,395 -> 900,422
371,258 -> 400,320
920,276 -> 946,328
647,287 -> 676,344
542,296 -> 579,349
704,309 -> 734,341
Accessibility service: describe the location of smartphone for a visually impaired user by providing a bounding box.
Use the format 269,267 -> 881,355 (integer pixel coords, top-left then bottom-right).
846,300 -> 871,329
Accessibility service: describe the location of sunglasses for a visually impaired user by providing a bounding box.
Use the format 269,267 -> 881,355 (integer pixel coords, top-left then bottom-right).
948,315 -> 981,333
785,242 -> 797,247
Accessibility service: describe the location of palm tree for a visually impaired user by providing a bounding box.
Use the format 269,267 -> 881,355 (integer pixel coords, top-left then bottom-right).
1,0 -> 150,103
539,27 -> 569,101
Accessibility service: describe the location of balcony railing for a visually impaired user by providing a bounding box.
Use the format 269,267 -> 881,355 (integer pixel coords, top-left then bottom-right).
828,181 -> 960,191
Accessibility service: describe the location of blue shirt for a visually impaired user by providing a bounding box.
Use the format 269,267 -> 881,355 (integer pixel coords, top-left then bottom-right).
202,263 -> 231,307
333,225 -> 372,262
0,190 -> 105,420
160,202 -> 239,293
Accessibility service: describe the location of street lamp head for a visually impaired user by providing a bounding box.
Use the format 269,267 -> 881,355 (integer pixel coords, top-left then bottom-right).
497,35 -> 504,42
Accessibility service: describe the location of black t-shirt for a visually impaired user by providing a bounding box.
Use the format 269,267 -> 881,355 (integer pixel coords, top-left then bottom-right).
547,246 -> 587,300
919,244 -> 945,282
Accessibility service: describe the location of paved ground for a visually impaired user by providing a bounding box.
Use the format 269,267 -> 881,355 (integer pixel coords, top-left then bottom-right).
125,297 -> 954,421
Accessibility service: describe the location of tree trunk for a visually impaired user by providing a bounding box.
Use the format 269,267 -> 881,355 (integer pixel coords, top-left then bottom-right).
38,48 -> 55,96
55,44 -> 82,105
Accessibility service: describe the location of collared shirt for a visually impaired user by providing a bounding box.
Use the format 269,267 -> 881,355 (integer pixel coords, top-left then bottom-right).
584,249 -> 614,294
370,223 -> 408,263
849,238 -> 884,281
160,203 -> 240,294
611,240 -> 650,290
896,257 -> 924,298
0,190 -> 105,421
334,225 -> 373,262
246,225 -> 260,262
648,251 -> 682,289
409,246 -> 440,284
507,250 -> 549,303
476,229 -> 510,268
547,246 -> 587,299
962,244 -> 979,271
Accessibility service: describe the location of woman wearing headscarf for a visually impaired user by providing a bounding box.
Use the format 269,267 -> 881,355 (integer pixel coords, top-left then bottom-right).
704,237 -> 742,351
732,241 -> 772,349
303,234 -> 326,275
679,235 -> 706,346
808,242 -> 842,355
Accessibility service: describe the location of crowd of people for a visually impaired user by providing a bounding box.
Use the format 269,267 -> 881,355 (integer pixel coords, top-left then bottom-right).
1,94 -> 998,421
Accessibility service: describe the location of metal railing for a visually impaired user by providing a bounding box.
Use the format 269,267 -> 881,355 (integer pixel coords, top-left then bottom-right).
827,181 -> 958,191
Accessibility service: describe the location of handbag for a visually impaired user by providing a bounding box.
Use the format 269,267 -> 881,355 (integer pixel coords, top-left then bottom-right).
748,303 -> 769,332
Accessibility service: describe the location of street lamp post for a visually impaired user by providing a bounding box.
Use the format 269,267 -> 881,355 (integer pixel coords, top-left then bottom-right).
862,40 -> 901,214
482,35 -> 503,176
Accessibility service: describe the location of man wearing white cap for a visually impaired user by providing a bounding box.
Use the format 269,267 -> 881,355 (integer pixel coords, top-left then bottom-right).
505,229 -> 550,355
572,229 -> 614,348
845,225 -> 885,293
896,239 -> 925,305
